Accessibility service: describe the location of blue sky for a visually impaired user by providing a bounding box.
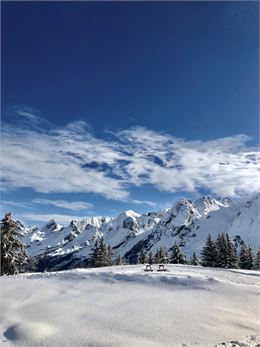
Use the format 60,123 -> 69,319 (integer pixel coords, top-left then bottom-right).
1,1 -> 259,225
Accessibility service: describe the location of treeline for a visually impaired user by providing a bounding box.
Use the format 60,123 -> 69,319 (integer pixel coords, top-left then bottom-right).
88,233 -> 260,270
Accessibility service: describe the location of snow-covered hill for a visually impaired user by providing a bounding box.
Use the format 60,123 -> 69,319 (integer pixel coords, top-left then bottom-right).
20,194 -> 260,270
1,265 -> 260,347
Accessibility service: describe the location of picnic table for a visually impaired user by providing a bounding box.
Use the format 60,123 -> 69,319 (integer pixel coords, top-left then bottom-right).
144,264 -> 167,272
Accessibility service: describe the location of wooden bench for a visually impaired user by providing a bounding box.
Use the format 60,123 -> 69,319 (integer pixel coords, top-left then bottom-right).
144,264 -> 153,272
157,264 -> 166,272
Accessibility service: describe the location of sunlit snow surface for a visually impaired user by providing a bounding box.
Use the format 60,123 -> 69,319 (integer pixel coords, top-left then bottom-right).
1,265 -> 260,347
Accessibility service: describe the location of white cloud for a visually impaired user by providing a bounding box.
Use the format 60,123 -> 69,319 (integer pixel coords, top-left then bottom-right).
1,200 -> 32,209
130,199 -> 157,207
21,213 -> 88,224
32,199 -> 93,211
1,110 -> 260,199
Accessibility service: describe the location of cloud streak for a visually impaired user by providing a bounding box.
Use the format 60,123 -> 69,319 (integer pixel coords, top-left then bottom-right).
21,213 -> 90,224
1,109 -> 259,199
32,199 -> 93,211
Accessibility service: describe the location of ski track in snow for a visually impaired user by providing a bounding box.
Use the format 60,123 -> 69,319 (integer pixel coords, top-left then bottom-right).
0,265 -> 260,347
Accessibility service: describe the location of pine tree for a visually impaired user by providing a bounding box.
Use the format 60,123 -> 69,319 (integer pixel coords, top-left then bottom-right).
1,213 -> 28,275
239,244 -> 248,269
154,247 -> 168,264
247,246 -> 254,270
170,243 -> 186,264
239,244 -> 254,270
225,234 -> 238,269
216,232 -> 228,268
253,248 -> 260,270
148,251 -> 153,264
89,238 -> 112,267
106,245 -> 113,266
114,255 -> 124,266
138,248 -> 147,264
190,252 -> 199,266
201,234 -> 219,267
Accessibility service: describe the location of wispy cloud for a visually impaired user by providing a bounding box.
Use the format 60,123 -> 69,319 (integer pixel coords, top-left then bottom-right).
1,108 -> 260,199
1,200 -> 32,209
21,213 -> 89,224
32,199 -> 93,211
130,199 -> 157,207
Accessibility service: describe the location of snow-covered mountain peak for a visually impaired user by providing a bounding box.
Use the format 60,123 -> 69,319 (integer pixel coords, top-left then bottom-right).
119,210 -> 141,219
41,219 -> 61,233
167,198 -> 200,226
194,196 -> 230,216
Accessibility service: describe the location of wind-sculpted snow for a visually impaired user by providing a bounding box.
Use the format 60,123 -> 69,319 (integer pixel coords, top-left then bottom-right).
1,265 -> 260,346
20,194 -> 260,270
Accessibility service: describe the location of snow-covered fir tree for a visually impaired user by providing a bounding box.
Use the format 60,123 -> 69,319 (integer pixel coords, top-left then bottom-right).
1,213 -> 28,275
170,243 -> 186,264
190,252 -> 199,266
225,233 -> 238,269
201,234 -> 219,268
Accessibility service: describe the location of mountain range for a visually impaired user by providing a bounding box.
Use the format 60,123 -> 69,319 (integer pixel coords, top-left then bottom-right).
19,194 -> 260,271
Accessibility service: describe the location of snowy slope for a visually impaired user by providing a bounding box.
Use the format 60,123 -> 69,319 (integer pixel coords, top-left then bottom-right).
20,194 -> 260,270
0,265 -> 260,347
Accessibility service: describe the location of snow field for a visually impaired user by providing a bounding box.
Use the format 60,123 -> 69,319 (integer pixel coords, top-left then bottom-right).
0,265 -> 260,347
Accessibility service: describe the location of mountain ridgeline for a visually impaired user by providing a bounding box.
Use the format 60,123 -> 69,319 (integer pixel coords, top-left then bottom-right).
19,194 -> 260,271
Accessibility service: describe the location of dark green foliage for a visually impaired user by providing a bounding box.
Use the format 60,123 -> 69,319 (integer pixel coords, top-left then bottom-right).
1,213 -> 28,275
215,233 -> 238,268
225,233 -> 238,269
138,248 -> 147,264
170,243 -> 186,264
253,248 -> 260,270
190,252 -> 199,266
89,238 -> 112,267
201,234 -> 219,267
239,244 -> 254,270
154,247 -> 168,264
215,232 -> 228,268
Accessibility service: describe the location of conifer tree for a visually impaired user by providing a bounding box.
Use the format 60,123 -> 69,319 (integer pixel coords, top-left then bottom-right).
106,245 -> 113,266
201,234 -> 219,267
89,238 -> 112,267
239,243 -> 248,269
170,243 -> 186,264
114,255 -> 124,266
138,248 -> 147,264
247,246 -> 254,270
190,252 -> 199,266
216,232 -> 228,268
239,244 -> 254,270
154,247 -> 168,264
225,234 -> 238,269
148,251 -> 153,264
253,247 -> 260,270
1,213 -> 28,275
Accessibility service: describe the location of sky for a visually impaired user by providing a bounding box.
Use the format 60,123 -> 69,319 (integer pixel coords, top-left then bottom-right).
1,1 -> 259,225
